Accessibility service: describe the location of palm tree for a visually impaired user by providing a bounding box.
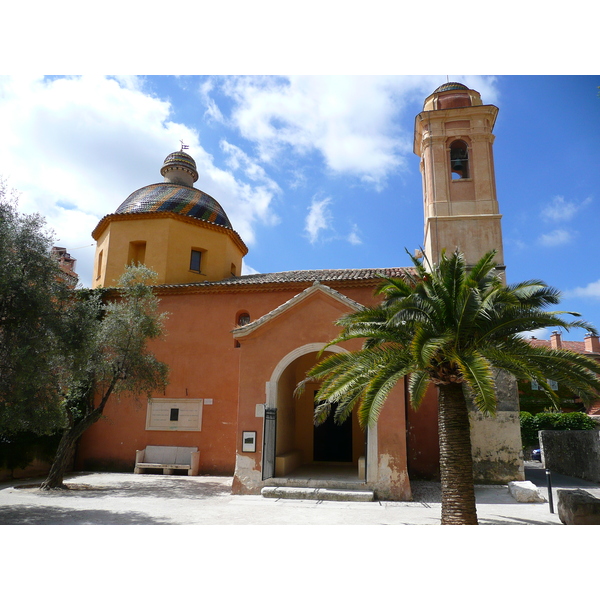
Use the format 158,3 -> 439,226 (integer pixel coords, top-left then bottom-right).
304,250 -> 600,524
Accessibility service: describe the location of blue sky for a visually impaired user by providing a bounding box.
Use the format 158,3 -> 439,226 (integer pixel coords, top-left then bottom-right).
1,74 -> 599,340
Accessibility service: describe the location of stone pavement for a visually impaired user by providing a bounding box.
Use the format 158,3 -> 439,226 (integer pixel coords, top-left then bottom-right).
2,460 -> 599,525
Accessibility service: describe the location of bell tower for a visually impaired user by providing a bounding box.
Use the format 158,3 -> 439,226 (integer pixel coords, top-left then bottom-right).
414,82 -> 505,272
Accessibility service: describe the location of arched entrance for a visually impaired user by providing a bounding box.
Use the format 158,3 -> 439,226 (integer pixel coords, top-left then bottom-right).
263,343 -> 368,481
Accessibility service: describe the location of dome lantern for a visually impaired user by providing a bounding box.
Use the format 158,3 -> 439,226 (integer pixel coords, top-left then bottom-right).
160,150 -> 199,186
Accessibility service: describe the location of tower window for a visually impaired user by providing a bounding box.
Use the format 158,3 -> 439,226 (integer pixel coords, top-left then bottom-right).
96,250 -> 103,280
450,140 -> 469,179
128,241 -> 146,266
190,249 -> 202,272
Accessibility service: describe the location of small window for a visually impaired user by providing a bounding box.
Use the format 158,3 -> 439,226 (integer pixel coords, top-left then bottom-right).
96,250 -> 103,280
128,241 -> 146,266
170,408 -> 179,421
190,249 -> 202,272
237,312 -> 250,326
531,379 -> 558,391
450,140 -> 469,179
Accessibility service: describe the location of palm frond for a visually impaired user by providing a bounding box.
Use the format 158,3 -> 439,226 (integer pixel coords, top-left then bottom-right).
304,248 -> 600,437
408,370 -> 431,410
452,350 -> 497,415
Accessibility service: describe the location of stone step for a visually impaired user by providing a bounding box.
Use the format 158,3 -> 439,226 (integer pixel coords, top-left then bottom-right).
261,486 -> 375,502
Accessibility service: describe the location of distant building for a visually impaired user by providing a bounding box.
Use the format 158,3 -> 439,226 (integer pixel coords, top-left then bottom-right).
75,83 -> 524,498
52,246 -> 78,288
523,332 -> 600,415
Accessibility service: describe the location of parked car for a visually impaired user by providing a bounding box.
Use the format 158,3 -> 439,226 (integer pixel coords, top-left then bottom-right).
531,449 -> 542,461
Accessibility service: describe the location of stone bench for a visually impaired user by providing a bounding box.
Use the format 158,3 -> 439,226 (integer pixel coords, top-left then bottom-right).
558,489 -> 600,524
134,445 -> 200,476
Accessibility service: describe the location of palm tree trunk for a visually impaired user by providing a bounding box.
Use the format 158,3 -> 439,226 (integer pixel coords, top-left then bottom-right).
437,382 -> 478,525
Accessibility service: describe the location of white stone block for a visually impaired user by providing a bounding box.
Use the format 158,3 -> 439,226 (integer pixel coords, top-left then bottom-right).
508,480 -> 546,503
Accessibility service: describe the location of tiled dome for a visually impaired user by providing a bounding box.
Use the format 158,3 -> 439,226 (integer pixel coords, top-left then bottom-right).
115,183 -> 233,229
433,82 -> 469,93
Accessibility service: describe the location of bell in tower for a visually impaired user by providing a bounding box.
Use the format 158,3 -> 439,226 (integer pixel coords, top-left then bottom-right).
450,141 -> 469,179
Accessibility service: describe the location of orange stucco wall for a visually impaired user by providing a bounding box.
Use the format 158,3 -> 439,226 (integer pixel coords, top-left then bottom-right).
76,282 -> 419,478
406,384 -> 440,479
232,290 -> 368,477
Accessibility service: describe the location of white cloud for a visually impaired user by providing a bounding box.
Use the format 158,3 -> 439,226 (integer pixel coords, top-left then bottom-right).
210,75 -> 498,190
347,224 -> 362,246
0,75 -> 281,287
537,229 -> 573,247
565,280 -> 600,300
241,260 -> 260,276
542,195 -> 592,222
200,79 -> 225,124
519,328 -> 551,340
305,196 -> 333,244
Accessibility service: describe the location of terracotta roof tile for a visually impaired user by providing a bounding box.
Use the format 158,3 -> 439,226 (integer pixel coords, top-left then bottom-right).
527,338 -> 598,355
154,267 -> 411,292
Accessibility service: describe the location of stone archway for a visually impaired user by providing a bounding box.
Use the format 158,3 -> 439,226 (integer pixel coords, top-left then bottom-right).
264,343 -> 376,480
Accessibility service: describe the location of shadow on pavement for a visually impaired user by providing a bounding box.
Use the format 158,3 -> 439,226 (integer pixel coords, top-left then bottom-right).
14,475 -> 232,500
478,515 -> 559,525
0,505 -> 171,525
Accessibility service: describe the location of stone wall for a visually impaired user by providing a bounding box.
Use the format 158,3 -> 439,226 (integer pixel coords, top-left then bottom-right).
469,369 -> 524,483
539,430 -> 600,483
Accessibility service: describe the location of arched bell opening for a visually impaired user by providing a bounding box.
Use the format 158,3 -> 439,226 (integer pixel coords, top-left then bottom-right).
449,139 -> 470,180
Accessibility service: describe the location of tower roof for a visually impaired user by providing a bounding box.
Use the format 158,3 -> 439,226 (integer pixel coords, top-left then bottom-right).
433,82 -> 469,93
421,82 -> 484,112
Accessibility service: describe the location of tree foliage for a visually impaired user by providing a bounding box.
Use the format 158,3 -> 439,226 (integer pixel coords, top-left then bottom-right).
303,249 -> 600,524
0,186 -> 169,486
41,265 -> 169,489
0,181 -> 71,434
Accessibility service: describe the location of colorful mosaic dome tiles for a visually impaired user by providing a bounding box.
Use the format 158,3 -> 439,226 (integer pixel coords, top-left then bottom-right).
115,183 -> 232,229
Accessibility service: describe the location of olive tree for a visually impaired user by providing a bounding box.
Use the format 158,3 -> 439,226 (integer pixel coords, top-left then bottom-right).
0,182 -> 70,434
41,265 -> 169,489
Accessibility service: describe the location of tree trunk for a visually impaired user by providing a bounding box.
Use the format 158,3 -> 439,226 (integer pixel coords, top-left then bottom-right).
40,429 -> 77,490
437,382 -> 478,525
40,381 -> 116,490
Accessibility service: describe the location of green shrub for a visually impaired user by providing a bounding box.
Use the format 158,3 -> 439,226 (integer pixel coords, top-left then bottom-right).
556,412 -> 597,431
519,412 -> 538,447
534,412 -> 561,431
519,411 -> 597,449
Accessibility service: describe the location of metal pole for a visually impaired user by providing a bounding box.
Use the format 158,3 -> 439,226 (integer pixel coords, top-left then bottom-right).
546,469 -> 554,513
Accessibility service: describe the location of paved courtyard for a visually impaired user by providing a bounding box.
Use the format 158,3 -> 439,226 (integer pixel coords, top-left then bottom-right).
2,462 -> 598,525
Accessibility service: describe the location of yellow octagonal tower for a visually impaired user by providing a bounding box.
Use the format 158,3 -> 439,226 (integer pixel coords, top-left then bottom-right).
92,150 -> 248,288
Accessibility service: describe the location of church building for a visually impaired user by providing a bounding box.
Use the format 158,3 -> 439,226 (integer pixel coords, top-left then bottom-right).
75,83 -> 524,500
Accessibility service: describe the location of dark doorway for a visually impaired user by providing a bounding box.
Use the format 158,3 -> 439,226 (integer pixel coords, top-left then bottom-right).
313,406 -> 352,462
